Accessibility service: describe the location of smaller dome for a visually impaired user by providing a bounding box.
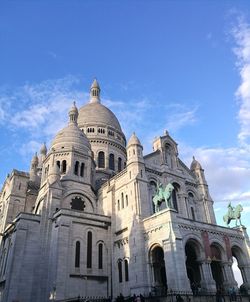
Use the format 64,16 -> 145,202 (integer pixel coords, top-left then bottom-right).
51,104 -> 91,153
128,132 -> 142,146
40,142 -> 47,155
190,156 -> 202,170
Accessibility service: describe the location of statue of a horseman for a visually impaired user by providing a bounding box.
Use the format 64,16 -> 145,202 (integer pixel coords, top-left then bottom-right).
153,182 -> 174,212
223,202 -> 243,227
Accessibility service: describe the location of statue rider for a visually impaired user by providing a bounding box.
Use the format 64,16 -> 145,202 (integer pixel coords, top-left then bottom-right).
228,202 -> 234,218
157,182 -> 164,200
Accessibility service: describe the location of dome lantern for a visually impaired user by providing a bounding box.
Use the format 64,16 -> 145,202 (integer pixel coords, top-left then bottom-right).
69,101 -> 78,124
90,78 -> 101,104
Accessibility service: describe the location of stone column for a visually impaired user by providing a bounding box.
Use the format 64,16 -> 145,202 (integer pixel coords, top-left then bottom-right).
163,219 -> 191,292
221,261 -> 237,290
198,260 -> 216,292
239,265 -> 250,292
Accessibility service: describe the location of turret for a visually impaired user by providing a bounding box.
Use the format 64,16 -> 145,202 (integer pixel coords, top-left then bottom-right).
190,156 -> 216,224
37,142 -> 47,177
190,156 -> 207,192
48,163 -> 61,184
30,153 -> 39,182
127,133 -> 145,179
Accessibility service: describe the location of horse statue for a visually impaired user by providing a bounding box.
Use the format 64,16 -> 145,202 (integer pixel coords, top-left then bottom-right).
223,202 -> 243,227
153,183 -> 174,212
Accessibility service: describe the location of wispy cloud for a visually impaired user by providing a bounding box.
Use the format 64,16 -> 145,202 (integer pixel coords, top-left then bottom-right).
165,105 -> 198,132
180,144 -> 250,205
231,17 -> 250,146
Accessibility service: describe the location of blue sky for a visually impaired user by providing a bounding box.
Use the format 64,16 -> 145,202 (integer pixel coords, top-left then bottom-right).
1,0 -> 250,238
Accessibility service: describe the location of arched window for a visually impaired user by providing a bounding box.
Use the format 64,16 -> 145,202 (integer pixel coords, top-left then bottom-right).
150,181 -> 157,213
121,193 -> 124,209
191,207 -> 195,221
117,200 -> 120,211
98,151 -> 105,168
56,161 -> 60,169
109,154 -> 115,170
118,260 -> 122,283
172,183 -> 180,212
62,160 -> 67,173
98,243 -> 103,269
87,231 -> 92,268
75,241 -> 80,268
80,163 -> 84,177
118,157 -> 122,172
125,195 -> 128,206
74,161 -> 79,175
124,259 -> 129,281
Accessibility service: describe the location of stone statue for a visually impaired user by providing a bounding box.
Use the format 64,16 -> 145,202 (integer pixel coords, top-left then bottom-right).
153,182 -> 174,212
223,202 -> 243,227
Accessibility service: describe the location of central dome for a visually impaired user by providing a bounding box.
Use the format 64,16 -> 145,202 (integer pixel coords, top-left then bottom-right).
78,102 -> 122,132
77,79 -> 127,183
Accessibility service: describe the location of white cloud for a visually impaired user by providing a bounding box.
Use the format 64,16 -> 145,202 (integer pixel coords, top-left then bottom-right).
232,17 -> 250,145
19,140 -> 42,157
180,144 -> 250,204
165,106 -> 198,132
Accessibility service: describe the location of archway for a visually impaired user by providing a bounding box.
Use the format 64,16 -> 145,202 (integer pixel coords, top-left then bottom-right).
150,246 -> 167,294
210,244 -> 224,289
185,240 -> 201,290
231,246 -> 245,287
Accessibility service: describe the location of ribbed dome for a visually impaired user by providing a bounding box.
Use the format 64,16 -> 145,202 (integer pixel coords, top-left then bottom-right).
78,102 -> 122,132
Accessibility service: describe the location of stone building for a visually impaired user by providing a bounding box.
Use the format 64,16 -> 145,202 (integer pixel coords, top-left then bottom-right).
0,80 -> 250,302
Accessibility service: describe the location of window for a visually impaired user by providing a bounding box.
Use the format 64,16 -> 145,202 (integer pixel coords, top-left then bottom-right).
118,260 -> 122,283
172,183 -> 180,212
87,128 -> 95,133
117,200 -> 120,211
98,151 -> 105,168
125,195 -> 128,206
191,207 -> 195,221
62,160 -> 67,173
118,157 -> 122,172
124,259 -> 129,281
87,231 -> 92,268
121,193 -> 124,209
109,154 -> 115,170
75,241 -> 80,268
98,243 -> 103,269
56,161 -> 60,169
98,128 -> 105,134
108,130 -> 114,136
74,161 -> 79,175
71,197 -> 85,211
80,163 -> 84,177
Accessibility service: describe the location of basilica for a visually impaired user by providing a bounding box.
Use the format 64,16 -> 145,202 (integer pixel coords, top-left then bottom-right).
0,80 -> 250,302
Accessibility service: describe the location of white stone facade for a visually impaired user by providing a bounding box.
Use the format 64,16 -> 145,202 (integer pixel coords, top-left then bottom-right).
0,80 -> 250,302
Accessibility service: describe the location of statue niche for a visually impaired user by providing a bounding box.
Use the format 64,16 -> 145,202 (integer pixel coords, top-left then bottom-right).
71,196 -> 85,211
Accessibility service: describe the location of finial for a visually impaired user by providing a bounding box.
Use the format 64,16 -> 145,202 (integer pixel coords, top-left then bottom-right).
193,156 -> 195,160
40,142 -> 47,155
68,102 -> 78,124
90,78 -> 101,103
